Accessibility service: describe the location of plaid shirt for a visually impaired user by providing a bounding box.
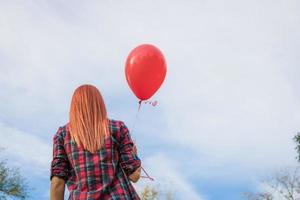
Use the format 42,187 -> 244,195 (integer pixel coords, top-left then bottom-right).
50,119 -> 141,200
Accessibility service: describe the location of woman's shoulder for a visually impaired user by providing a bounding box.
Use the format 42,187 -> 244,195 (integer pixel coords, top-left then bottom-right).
53,123 -> 69,140
108,118 -> 127,128
108,119 -> 129,141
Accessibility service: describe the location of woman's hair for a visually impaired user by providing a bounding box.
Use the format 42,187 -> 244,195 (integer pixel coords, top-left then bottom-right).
69,84 -> 108,153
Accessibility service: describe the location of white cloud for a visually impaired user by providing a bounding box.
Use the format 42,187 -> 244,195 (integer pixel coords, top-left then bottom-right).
0,121 -> 52,176
136,154 -> 205,200
156,0 -> 300,177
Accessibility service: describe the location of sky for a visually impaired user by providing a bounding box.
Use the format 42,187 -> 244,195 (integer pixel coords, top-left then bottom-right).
0,0 -> 300,199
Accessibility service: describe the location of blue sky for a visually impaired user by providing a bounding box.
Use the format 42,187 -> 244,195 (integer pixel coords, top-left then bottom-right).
0,0 -> 300,199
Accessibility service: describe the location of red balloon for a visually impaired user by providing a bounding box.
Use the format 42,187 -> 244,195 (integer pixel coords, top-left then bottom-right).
125,44 -> 167,100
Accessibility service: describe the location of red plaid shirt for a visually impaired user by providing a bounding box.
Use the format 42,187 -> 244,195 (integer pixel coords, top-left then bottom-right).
50,119 -> 141,200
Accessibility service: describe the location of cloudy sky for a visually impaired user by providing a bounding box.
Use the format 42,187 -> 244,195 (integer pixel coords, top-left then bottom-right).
0,0 -> 299,199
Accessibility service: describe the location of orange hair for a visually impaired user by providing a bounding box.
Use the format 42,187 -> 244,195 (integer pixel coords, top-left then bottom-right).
69,84 -> 109,153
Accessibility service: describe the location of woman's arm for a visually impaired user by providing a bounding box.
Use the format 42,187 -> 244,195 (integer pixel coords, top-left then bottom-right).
50,127 -> 70,200
128,145 -> 141,182
119,122 -> 142,182
50,176 -> 65,200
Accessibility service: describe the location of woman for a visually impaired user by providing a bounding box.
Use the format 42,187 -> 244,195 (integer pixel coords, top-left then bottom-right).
50,84 -> 141,200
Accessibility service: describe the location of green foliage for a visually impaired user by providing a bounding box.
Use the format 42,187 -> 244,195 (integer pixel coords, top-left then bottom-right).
139,185 -> 174,200
0,152 -> 29,199
294,133 -> 300,162
140,185 -> 158,200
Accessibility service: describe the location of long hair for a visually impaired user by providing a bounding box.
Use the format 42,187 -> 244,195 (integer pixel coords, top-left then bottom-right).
69,84 -> 109,153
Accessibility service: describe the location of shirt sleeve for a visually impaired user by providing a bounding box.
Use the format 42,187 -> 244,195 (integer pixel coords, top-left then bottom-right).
50,127 -> 70,182
119,122 -> 141,176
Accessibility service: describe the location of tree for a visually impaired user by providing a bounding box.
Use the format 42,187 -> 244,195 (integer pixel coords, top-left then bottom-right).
294,133 -> 300,162
139,185 -> 174,200
244,167 -> 300,200
0,149 -> 29,199
140,185 -> 158,200
244,192 -> 273,200
245,133 -> 300,200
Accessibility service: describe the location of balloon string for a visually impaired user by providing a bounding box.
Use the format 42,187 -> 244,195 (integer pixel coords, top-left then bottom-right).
141,166 -> 154,181
130,100 -> 142,135
130,100 -> 155,181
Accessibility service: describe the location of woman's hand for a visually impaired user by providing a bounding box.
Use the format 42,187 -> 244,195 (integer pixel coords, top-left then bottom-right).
129,166 -> 141,183
129,144 -> 141,183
